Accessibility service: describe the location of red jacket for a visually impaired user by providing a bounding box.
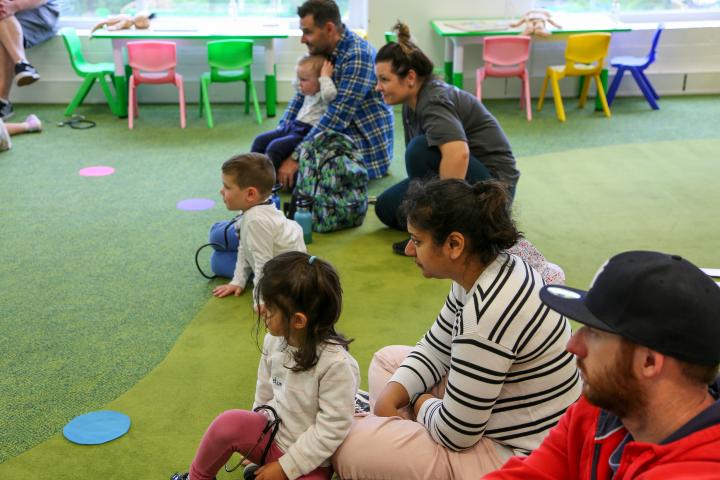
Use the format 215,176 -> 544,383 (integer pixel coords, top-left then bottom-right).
482,393 -> 720,480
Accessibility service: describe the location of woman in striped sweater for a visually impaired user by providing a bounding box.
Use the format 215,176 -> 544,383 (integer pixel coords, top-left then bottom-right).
333,179 -> 581,479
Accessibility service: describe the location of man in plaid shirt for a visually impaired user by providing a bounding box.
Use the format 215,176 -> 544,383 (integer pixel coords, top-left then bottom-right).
275,0 -> 394,187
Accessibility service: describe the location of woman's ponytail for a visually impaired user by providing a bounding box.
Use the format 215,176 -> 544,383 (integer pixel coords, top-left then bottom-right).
393,21 -> 413,55
376,21 -> 434,79
401,179 -> 520,265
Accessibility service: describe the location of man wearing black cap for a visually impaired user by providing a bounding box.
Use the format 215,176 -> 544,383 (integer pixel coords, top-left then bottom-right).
483,250 -> 720,479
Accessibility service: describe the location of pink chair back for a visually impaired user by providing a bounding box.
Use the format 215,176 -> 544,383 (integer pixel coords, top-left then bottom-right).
128,41 -> 178,83
483,36 -> 531,76
127,40 -> 186,128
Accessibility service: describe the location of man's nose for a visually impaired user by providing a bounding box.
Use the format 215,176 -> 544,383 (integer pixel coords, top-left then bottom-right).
566,327 -> 587,358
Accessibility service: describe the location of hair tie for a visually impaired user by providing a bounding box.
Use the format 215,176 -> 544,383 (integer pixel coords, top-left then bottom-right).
308,255 -> 317,265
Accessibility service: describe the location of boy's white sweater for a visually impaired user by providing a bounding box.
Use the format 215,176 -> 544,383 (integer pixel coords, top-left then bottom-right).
253,333 -> 360,479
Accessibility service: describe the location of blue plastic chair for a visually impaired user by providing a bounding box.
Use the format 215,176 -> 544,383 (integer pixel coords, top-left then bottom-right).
606,25 -> 663,110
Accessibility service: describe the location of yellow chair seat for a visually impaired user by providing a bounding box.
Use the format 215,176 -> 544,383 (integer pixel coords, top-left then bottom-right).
537,33 -> 612,122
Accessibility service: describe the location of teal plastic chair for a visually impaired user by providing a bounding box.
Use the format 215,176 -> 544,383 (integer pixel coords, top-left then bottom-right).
199,40 -> 262,128
60,27 -> 122,116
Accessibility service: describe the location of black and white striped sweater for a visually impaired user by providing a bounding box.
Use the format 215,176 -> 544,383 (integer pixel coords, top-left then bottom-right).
391,253 -> 582,453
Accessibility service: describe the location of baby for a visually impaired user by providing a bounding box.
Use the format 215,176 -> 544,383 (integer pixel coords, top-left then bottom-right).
251,54 -> 337,179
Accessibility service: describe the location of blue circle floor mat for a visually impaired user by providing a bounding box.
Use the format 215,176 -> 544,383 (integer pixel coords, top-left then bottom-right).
63,411 -> 131,445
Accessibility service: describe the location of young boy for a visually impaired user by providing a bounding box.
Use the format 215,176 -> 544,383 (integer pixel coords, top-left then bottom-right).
213,153 -> 306,305
251,54 -> 336,181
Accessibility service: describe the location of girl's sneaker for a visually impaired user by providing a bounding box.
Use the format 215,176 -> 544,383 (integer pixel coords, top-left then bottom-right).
25,114 -> 42,133
354,389 -> 371,414
0,119 -> 12,151
243,463 -> 259,479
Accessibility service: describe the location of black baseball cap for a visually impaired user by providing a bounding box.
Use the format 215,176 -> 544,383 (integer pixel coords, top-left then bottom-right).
540,251 -> 720,366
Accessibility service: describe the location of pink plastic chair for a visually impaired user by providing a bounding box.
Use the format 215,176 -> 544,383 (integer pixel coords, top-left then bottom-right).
127,41 -> 186,129
476,36 -> 532,121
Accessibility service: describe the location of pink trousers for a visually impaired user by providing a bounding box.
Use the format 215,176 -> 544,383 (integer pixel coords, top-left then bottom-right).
332,346 -> 514,480
189,409 -> 332,480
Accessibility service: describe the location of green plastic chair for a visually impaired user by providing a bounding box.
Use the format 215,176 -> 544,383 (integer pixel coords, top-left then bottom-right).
199,39 -> 262,128
60,27 -> 122,116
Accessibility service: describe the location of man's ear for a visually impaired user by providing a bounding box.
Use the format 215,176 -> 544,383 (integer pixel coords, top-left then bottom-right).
445,231 -> 466,260
291,312 -> 308,331
637,347 -> 665,380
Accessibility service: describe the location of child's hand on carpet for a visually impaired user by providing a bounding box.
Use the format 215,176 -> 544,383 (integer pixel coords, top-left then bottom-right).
212,284 -> 244,298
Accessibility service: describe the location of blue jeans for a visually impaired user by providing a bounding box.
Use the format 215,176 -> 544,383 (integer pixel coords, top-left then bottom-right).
251,120 -> 312,169
375,135 -> 495,231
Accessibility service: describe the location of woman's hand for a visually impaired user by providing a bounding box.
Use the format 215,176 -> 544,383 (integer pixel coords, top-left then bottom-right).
254,461 -> 288,480
373,381 -> 410,417
278,157 -> 299,190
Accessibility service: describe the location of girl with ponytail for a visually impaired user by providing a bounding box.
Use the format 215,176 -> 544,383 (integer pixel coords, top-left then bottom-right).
174,252 -> 360,480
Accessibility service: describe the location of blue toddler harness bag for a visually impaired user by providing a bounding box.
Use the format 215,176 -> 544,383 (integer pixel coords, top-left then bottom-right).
194,216 -> 239,279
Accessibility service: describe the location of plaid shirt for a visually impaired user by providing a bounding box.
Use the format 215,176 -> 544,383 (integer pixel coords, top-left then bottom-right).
280,27 -> 394,179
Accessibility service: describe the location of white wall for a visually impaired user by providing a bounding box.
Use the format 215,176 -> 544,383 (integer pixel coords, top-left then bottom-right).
12,0 -> 720,106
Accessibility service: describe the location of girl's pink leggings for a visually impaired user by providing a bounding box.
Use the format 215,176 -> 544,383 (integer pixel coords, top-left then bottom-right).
189,409 -> 332,480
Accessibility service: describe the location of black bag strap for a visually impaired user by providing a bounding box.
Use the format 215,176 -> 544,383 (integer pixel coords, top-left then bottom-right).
223,405 -> 282,473
253,405 -> 282,465
194,242 -> 224,279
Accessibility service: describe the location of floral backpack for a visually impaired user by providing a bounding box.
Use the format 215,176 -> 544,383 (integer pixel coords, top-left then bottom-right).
292,129 -> 369,232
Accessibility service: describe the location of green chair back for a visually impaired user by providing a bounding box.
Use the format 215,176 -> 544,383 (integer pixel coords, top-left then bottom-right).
384,32 -> 397,43
59,27 -> 121,116
208,39 -> 253,82
199,39 -> 261,127
60,27 -> 89,75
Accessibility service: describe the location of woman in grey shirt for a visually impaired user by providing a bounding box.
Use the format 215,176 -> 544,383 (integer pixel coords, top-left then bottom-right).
374,22 -> 519,250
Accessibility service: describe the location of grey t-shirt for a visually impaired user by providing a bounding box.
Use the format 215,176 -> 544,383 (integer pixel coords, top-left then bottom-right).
402,79 -> 519,188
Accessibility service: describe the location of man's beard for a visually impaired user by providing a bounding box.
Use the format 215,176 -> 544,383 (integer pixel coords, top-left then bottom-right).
308,43 -> 330,56
579,340 -> 647,419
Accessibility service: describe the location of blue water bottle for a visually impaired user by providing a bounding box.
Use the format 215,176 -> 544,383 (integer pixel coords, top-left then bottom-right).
295,199 -> 313,245
271,183 -> 282,210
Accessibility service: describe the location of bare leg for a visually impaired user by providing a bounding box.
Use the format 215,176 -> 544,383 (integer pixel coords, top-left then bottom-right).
0,15 -> 26,64
0,15 -> 26,98
0,45 -> 14,100
6,121 -> 29,135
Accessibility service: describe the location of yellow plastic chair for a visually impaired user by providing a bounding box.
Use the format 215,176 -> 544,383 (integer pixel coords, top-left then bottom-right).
537,33 -> 612,122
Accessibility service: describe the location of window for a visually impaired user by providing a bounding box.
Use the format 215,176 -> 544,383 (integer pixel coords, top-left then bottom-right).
536,0 -> 720,13
61,0 -> 350,18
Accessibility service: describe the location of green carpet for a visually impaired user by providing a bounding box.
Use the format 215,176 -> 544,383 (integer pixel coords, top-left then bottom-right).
1,96 -> 719,478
